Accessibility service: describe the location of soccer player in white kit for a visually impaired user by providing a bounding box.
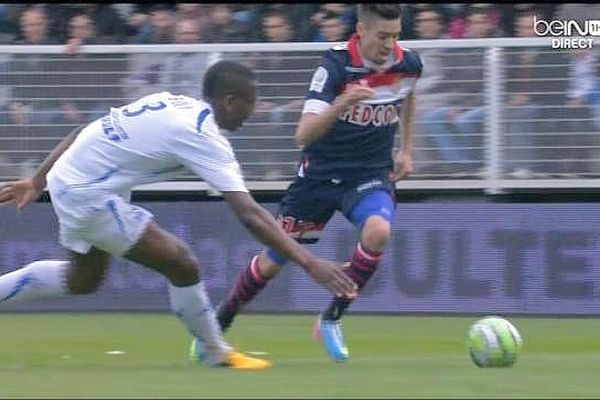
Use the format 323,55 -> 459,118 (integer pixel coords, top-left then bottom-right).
0,61 -> 357,370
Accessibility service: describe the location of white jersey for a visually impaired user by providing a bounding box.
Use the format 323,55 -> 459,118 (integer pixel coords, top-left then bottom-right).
47,91 -> 247,193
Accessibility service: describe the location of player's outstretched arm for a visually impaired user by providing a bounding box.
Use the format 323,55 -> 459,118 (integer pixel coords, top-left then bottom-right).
222,191 -> 358,297
0,124 -> 85,210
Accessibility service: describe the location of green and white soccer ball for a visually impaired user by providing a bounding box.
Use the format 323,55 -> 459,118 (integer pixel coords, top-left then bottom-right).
467,316 -> 523,368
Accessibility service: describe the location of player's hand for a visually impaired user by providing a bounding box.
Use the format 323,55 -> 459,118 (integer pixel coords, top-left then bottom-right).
305,258 -> 358,298
337,83 -> 374,108
0,178 -> 44,211
393,151 -> 413,181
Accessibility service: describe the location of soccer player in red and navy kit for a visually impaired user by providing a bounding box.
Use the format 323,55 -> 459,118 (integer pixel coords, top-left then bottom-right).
191,4 -> 422,363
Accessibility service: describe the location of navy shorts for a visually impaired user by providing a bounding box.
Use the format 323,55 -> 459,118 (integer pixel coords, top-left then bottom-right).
274,172 -> 396,245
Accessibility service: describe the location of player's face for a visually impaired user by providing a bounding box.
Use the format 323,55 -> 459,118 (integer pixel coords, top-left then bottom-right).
219,82 -> 256,131
357,18 -> 401,65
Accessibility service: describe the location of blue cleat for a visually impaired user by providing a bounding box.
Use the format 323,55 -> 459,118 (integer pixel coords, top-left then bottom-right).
188,337 -> 207,363
313,314 -> 349,362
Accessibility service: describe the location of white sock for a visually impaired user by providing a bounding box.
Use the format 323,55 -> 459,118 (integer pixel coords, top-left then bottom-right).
0,260 -> 69,304
168,281 -> 232,366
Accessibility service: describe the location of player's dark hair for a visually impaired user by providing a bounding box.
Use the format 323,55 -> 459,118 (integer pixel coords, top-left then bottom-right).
202,60 -> 256,102
357,4 -> 402,25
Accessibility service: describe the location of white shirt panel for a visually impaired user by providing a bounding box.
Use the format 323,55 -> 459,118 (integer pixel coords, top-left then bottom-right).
48,92 -> 247,193
172,111 -> 247,193
302,98 -> 330,115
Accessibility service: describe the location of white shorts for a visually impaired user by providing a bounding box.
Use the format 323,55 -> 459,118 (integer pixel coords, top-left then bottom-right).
47,178 -> 153,256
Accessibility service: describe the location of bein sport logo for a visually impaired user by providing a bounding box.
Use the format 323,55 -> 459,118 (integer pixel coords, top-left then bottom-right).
533,15 -> 600,49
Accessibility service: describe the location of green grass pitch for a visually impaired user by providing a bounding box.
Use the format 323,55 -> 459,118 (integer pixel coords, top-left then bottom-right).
0,313 -> 598,398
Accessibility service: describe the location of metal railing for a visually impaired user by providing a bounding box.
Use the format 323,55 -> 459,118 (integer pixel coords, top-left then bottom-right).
0,37 -> 599,194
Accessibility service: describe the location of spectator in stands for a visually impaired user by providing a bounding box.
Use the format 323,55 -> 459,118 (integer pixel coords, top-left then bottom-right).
503,10 -> 555,178
413,5 -> 447,40
421,5 -> 497,176
124,5 -> 176,99
446,4 -> 469,39
55,12 -> 126,128
4,7 -> 63,177
261,8 -> 294,43
122,4 -> 152,40
402,3 -> 447,40
8,6 -> 60,123
64,13 -> 97,55
312,11 -> 349,42
131,4 -> 175,44
204,4 -> 248,43
58,13 -> 98,126
557,3 -> 600,26
13,5 -> 58,45
175,3 -> 211,38
310,4 -> 352,41
231,4 -> 258,34
45,4 -> 126,45
237,10 -> 305,180
447,3 -> 502,39
410,6 -> 451,175
562,2 -> 600,132
0,4 -> 20,43
566,49 -> 600,131
464,4 -> 501,39
565,48 -> 600,176
175,3 -> 206,21
158,18 -> 221,99
81,5 -> 127,44
246,4 -> 315,42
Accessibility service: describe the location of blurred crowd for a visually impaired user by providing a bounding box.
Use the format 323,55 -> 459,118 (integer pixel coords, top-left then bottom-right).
0,3 -> 578,47
1,3 -> 600,181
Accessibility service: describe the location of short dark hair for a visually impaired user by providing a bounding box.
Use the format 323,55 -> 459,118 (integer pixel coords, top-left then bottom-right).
202,60 -> 256,102
357,4 -> 402,25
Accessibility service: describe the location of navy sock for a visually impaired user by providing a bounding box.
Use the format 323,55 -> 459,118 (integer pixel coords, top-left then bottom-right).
217,255 -> 269,332
322,242 -> 382,321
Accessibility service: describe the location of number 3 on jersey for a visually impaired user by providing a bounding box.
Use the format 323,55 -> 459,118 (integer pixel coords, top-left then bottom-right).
122,101 -> 167,117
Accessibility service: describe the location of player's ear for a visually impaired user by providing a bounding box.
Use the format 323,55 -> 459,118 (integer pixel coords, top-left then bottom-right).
356,21 -> 366,36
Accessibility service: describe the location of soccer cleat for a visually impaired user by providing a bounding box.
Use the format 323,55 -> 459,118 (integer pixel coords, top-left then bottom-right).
188,337 -> 207,363
313,314 -> 349,362
189,339 -> 271,370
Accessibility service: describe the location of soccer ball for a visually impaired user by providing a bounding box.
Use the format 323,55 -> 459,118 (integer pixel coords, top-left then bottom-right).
467,316 -> 523,368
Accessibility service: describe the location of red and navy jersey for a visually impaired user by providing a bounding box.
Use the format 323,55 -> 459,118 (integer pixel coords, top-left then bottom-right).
298,34 -> 422,181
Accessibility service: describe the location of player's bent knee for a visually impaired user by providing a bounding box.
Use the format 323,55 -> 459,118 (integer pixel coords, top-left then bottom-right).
362,217 -> 392,249
67,250 -> 110,295
67,268 -> 105,294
